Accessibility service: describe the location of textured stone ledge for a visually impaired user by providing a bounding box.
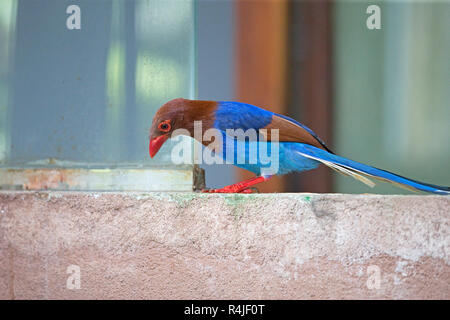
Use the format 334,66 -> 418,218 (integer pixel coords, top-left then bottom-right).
0,191 -> 448,299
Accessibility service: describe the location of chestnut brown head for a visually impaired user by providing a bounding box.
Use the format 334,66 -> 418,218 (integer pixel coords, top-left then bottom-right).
148,98 -> 216,158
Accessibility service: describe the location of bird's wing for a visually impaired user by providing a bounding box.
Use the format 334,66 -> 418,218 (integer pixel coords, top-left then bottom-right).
214,101 -> 274,131
263,114 -> 333,152
214,101 -> 332,152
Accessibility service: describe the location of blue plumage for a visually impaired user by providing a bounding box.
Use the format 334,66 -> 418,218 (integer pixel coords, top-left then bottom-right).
210,101 -> 449,195
218,139 -> 319,175
214,102 -> 320,175
214,101 -> 273,131
294,144 -> 450,195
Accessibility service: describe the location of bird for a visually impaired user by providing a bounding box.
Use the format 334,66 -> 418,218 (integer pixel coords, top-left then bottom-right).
149,98 -> 450,195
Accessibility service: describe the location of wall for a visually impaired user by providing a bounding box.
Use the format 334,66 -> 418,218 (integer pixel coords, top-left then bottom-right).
0,191 -> 448,299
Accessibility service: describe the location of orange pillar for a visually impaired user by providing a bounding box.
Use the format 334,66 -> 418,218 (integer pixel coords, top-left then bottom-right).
234,0 -> 289,193
288,0 -> 334,193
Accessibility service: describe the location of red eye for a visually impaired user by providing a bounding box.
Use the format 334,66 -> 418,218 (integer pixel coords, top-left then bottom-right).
158,120 -> 171,132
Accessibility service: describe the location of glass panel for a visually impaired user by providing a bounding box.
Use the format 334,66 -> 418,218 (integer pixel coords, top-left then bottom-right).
0,0 -> 195,165
0,0 -> 198,190
333,0 -> 450,194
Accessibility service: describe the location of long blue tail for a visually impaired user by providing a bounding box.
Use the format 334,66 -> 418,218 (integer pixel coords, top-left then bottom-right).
295,144 -> 450,195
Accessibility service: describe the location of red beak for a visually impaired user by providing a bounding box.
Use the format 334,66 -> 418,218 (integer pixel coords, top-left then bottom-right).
149,134 -> 169,158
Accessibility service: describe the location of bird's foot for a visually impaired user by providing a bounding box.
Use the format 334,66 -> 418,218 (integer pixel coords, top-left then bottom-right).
201,176 -> 270,194
202,186 -> 258,193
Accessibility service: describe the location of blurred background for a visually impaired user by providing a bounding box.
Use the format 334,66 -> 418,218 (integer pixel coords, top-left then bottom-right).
0,0 -> 449,193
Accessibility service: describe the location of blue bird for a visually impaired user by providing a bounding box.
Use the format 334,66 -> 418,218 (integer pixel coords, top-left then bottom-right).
149,98 -> 450,194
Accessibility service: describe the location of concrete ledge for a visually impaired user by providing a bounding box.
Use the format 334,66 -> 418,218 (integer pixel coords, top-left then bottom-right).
0,191 -> 448,299
0,166 -> 205,192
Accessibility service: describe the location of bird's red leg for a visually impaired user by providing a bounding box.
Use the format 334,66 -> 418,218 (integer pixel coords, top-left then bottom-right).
202,176 -> 271,193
